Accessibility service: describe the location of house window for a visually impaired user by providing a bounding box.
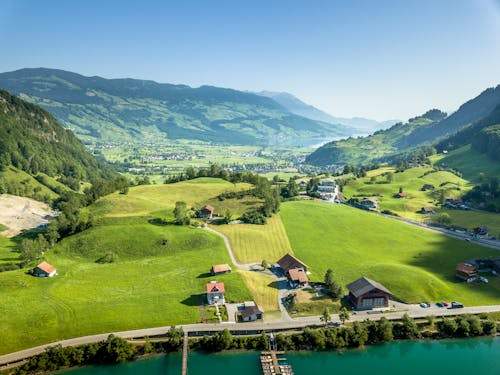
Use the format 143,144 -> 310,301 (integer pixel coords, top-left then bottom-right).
373,298 -> 385,307
362,298 -> 373,307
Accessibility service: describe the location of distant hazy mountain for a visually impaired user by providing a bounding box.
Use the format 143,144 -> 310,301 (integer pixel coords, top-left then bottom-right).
0,68 -> 355,146
306,84 -> 500,166
257,91 -> 398,132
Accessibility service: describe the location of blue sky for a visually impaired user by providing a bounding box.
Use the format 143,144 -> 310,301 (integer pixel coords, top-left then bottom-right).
1,0 -> 499,120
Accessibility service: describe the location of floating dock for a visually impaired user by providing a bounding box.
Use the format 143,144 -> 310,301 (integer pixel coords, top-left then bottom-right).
260,351 -> 293,375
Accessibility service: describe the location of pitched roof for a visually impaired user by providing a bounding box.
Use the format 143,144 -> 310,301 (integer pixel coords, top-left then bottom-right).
36,261 -> 56,274
211,264 -> 232,273
347,277 -> 391,298
206,281 -> 225,294
456,263 -> 477,274
241,305 -> 263,319
288,268 -> 308,283
201,205 -> 214,213
421,206 -> 435,212
277,253 -> 307,271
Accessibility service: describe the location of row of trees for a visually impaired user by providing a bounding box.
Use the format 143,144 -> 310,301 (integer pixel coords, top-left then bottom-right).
194,314 -> 496,353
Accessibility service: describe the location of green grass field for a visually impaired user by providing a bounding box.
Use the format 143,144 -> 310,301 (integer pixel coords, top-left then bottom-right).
280,201 -> 500,306
239,270 -> 279,313
0,166 -> 59,201
213,215 -> 293,263
436,208 -> 500,237
92,178 -> 252,218
0,236 -> 19,265
0,179 -> 254,355
343,166 -> 471,220
431,145 -> 500,182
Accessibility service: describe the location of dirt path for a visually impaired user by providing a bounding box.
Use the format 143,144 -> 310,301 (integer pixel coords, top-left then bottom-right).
0,195 -> 57,237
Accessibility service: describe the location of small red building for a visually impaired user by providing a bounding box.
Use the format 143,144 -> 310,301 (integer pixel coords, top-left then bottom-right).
456,263 -> 478,281
347,277 -> 392,310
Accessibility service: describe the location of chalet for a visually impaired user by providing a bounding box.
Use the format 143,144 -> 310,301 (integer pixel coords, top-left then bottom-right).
421,184 -> 435,191
347,277 -> 392,310
394,192 -> 407,198
288,268 -> 309,286
239,301 -> 264,322
211,264 -> 232,275
473,226 -> 488,237
33,261 -> 56,278
277,253 -> 308,273
445,197 -> 463,208
420,206 -> 435,214
456,263 -> 478,281
198,205 -> 215,219
206,281 -> 225,305
358,197 -> 379,210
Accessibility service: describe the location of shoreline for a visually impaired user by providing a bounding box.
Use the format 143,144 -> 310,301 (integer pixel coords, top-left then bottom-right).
3,313 -> 498,375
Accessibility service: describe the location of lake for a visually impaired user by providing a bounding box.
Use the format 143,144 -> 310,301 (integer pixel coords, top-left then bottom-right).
61,337 -> 500,374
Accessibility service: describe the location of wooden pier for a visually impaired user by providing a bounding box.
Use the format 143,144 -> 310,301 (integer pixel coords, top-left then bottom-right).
260,351 -> 293,375
181,332 -> 188,375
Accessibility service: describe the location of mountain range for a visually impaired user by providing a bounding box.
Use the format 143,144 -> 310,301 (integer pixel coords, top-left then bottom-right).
257,91 -> 399,132
306,85 -> 500,166
0,68 -> 357,147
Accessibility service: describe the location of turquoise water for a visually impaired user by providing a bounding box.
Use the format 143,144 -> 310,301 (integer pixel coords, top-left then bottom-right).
62,337 -> 500,374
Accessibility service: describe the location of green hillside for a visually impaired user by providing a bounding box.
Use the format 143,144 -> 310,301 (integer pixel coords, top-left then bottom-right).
431,145 -> 500,183
0,178 -> 253,355
0,68 -> 354,146
306,110 -> 443,165
280,201 -> 500,305
307,84 -> 500,166
0,89 -> 115,199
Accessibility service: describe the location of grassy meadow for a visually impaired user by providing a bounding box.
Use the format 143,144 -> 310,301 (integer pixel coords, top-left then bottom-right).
280,201 -> 500,306
343,166 -> 471,220
213,215 -> 293,263
430,145 -> 500,182
92,177 -> 252,218
239,270 -> 279,313
0,178 -> 255,355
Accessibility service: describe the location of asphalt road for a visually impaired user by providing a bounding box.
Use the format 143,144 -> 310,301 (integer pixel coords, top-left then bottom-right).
2,304 -> 500,367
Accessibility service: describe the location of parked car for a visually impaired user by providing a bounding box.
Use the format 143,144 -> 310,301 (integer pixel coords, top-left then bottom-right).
436,302 -> 445,308
419,302 -> 430,308
450,301 -> 464,309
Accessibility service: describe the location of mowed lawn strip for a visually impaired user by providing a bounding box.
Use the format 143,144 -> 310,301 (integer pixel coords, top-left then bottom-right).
280,201 -> 500,306
239,270 -> 279,312
213,215 -> 293,264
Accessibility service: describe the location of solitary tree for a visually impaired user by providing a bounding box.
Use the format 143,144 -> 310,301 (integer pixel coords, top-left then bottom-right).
324,269 -> 343,299
320,306 -> 331,326
173,201 -> 190,225
339,307 -> 350,324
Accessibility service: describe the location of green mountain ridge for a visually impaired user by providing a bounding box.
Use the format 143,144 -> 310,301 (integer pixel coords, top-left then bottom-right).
306,85 -> 500,166
0,68 -> 355,146
0,89 -> 115,200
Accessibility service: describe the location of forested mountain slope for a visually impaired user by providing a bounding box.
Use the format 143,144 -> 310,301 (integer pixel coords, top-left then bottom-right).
306,85 -> 500,166
0,89 -> 115,198
0,68 -> 354,146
